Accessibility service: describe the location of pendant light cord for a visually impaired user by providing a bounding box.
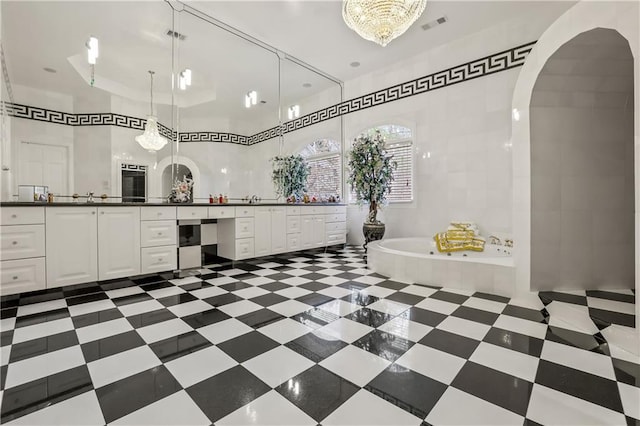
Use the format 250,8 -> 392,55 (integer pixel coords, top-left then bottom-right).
148,70 -> 155,116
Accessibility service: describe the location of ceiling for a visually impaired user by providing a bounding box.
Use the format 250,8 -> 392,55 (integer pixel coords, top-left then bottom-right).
2,0 -> 576,126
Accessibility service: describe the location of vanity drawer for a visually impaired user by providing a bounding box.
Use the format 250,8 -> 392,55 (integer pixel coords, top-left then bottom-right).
287,216 -> 301,234
287,206 -> 300,216
235,238 -> 254,260
141,220 -> 177,248
0,225 -> 45,260
1,257 -> 46,295
324,205 -> 346,215
1,207 -> 45,226
208,206 -> 235,219
287,233 -> 301,252
300,205 -> 324,215
235,207 -> 255,218
326,221 -> 346,233
177,206 -> 209,220
141,246 -> 177,274
235,218 -> 254,239
141,206 -> 176,221
326,231 -> 346,245
325,213 -> 346,223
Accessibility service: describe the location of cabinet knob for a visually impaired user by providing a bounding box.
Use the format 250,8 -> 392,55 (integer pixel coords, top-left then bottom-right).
157,212 -> 162,215
100,211 -> 105,215
192,212 -> 196,215
158,258 -> 163,262
12,241 -> 17,245
92,211 -> 96,215
221,212 -> 224,215
11,214 -> 16,218
12,276 -> 18,280
158,232 -> 163,236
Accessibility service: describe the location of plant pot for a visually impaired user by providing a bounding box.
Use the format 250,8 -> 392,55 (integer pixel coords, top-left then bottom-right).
363,222 -> 385,252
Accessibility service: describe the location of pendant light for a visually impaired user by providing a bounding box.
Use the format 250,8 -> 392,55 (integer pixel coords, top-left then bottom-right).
135,71 -> 168,152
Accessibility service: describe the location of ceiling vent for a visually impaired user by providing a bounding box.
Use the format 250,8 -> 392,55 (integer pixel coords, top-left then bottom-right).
421,16 -> 447,31
166,30 -> 187,41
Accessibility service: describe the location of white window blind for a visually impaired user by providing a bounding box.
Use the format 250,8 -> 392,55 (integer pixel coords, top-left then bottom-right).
386,142 -> 413,202
306,155 -> 341,198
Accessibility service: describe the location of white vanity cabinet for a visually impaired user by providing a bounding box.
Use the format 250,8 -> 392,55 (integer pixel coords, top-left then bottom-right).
300,209 -> 326,249
140,206 -> 177,274
254,206 -> 286,257
46,207 -> 98,288
97,207 -> 141,281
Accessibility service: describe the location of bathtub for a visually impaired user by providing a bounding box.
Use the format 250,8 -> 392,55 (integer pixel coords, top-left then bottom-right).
367,237 -> 517,297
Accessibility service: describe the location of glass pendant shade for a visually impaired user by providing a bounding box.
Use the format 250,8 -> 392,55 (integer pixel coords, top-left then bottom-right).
135,115 -> 168,151
342,0 -> 427,47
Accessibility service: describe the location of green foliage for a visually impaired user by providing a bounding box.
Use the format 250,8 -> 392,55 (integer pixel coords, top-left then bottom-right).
271,154 -> 310,199
347,130 -> 397,223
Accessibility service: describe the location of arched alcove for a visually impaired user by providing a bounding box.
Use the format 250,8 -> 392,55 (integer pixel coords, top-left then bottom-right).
149,156 -> 202,201
162,164 -> 193,199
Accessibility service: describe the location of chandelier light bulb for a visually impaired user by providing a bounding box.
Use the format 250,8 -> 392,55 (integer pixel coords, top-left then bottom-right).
136,71 -> 168,152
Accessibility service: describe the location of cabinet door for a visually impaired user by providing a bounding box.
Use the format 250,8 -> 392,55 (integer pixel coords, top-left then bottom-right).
271,207 -> 287,254
98,207 -> 141,281
46,207 -> 98,288
254,207 -> 271,257
300,215 -> 314,250
312,215 -> 326,247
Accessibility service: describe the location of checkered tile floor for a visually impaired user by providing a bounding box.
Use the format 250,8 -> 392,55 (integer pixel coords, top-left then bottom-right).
1,246 -> 638,425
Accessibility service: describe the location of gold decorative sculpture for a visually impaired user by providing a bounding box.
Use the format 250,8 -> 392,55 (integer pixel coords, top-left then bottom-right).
434,222 -> 486,252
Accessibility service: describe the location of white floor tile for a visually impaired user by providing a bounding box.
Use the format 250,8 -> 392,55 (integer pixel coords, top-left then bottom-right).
216,390 -> 316,426
280,268 -> 312,277
67,299 -> 116,317
316,300 -> 361,317
5,346 -> 85,388
118,300 -> 165,317
275,287 -> 312,299
443,288 -> 475,296
197,318 -> 253,344
316,286 -> 353,299
1,346 -> 10,366
242,346 -> 313,388
243,276 -> 275,286
603,325 -> 640,360
546,301 -> 599,335
377,317 -> 433,343
255,262 -> 282,269
587,297 -> 636,315
281,277 -> 311,286
618,382 -> 640,421
1,317 -> 15,331
316,268 -> 343,276
106,286 -> 145,299
76,317 -> 134,344
268,300 -> 312,317
169,276 -> 202,286
396,344 -> 465,385
190,286 -> 228,299
320,346 -> 390,387
232,286 -> 270,299
400,285 -> 438,298
146,286 -> 185,299
317,318 -> 373,343
16,299 -> 67,317
258,318 -> 313,344
165,346 -> 238,388
541,340 -> 615,380
437,316 -> 490,340
368,299 -> 411,316
462,297 -> 507,314
322,389 -> 421,426
217,300 -> 263,317
219,268 -> 250,276
12,317 -> 74,344
137,318 -> 193,344
470,342 -> 540,382
204,276 -> 238,286
88,346 -> 160,388
353,275 -> 386,285
509,293 -> 546,311
415,298 -> 459,315
493,314 -> 548,339
111,390 -> 210,426
526,384 -> 626,426
426,387 -> 524,425
359,286 -> 395,299
6,391 -> 104,425
167,300 -> 212,317
349,268 -> 373,275
316,276 -> 349,286
250,269 -> 279,277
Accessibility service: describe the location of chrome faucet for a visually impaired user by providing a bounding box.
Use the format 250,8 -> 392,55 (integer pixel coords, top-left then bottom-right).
249,195 -> 259,204
488,235 -> 501,245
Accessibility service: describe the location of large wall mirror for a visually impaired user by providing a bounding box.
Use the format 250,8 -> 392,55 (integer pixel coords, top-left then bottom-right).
1,0 -> 342,203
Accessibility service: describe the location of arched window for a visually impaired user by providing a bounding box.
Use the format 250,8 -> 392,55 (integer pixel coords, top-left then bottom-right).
300,139 -> 341,199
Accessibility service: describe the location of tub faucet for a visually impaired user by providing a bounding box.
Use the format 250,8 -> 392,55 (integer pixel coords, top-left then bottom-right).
504,239 -> 513,248
249,195 -> 260,204
488,235 -> 501,245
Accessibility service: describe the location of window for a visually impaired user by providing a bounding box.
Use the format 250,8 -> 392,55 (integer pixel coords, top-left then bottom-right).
350,124 -> 414,203
300,139 -> 341,199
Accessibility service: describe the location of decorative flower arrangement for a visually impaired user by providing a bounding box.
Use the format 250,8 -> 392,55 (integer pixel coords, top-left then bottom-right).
271,155 -> 310,201
168,175 -> 193,203
347,129 -> 397,224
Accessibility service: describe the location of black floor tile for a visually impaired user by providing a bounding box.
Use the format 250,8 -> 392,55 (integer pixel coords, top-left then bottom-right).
285,332 -> 348,363
452,361 -> 533,416
81,330 -> 146,362
345,308 -> 393,328
299,272 -> 328,281
71,308 -> 123,328
95,365 -> 182,423
132,274 -> 167,286
452,306 -> 499,326
386,292 -> 425,306
0,365 -> 6,390
336,272 -> 364,280
250,292 -> 289,307
236,309 -> 285,329
502,305 -> 546,323
276,365 -> 359,422
126,309 -> 176,328
18,290 -> 64,306
9,330 -> 79,363
429,291 -> 469,305
535,359 -> 623,413
182,308 -> 230,329
376,280 -> 411,291
295,293 -> 335,308
586,290 -> 635,304
299,282 -> 330,292
0,365 -> 93,423
258,282 -> 291,292
112,293 -> 153,306
353,330 -> 414,362
186,365 -> 270,423
66,292 -> 109,306
139,281 -> 173,291
0,307 -> 17,319
220,282 -> 252,292
419,329 -> 481,359
337,282 -> 370,292
63,283 -> 102,298
612,358 -> 640,387
1,330 -> 13,347
14,307 -> 70,328
366,364 -> 448,419
473,292 -> 510,303
203,293 -> 243,308
588,308 -> 635,328
100,279 -> 137,291
546,326 -> 604,353
483,327 -> 544,357
158,293 -> 198,307
265,272 -> 296,281
179,281 -> 212,291
291,309 -> 339,329
150,330 -> 212,362
235,273 -> 259,281
218,331 -> 280,363
400,307 -> 446,327
539,292 -> 587,306
341,293 -> 379,306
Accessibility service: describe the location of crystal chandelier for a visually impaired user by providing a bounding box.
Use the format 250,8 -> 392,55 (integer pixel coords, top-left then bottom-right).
136,71 -> 168,152
342,0 -> 427,47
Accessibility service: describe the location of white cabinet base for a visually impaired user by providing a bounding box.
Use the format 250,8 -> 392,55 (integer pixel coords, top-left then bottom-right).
1,257 -> 46,295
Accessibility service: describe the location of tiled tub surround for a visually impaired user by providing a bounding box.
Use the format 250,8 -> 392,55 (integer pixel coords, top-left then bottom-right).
368,238 -> 516,297
0,246 -> 638,425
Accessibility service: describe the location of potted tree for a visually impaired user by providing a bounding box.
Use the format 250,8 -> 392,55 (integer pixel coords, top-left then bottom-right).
271,154 -> 309,201
347,129 -> 396,250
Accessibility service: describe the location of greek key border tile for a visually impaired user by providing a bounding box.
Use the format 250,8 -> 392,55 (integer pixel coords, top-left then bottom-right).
4,41 -> 535,146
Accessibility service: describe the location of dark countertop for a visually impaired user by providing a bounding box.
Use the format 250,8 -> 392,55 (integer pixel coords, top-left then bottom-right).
0,202 -> 346,207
